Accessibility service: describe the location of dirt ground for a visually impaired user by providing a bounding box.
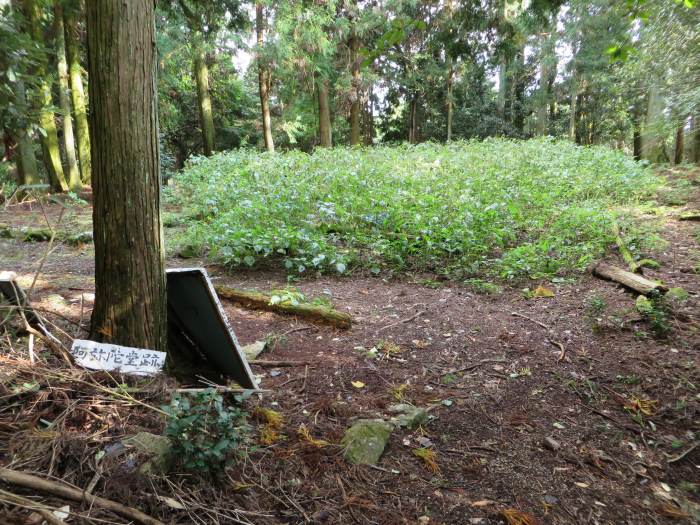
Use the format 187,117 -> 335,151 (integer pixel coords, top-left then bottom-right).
0,168 -> 698,525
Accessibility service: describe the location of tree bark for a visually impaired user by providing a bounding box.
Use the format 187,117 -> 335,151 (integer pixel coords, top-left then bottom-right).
317,78 -> 332,147
54,3 -> 81,192
22,0 -> 68,192
63,0 -> 91,185
86,0 -> 167,352
349,27 -> 361,146
256,2 -> 274,152
193,36 -> 215,156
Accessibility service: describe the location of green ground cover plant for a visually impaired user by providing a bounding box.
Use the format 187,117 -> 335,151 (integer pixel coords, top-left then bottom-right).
167,138 -> 660,279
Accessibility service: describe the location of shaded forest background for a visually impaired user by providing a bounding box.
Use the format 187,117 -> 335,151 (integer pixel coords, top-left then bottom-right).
1,0 -> 699,190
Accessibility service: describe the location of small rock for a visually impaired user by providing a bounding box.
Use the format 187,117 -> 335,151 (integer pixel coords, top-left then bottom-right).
544,495 -> 559,505
123,432 -> 171,473
387,404 -> 428,429
542,436 -> 561,451
242,340 -> 267,360
341,419 -> 394,465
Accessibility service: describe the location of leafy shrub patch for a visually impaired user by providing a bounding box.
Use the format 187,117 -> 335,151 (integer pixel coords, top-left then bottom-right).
167,138 -> 659,279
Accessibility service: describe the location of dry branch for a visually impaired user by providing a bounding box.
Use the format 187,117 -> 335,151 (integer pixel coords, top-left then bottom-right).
0,468 -> 164,525
592,263 -> 667,296
214,285 -> 353,329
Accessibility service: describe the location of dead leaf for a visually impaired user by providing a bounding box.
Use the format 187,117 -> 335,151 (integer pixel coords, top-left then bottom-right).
533,286 -> 555,298
156,496 -> 186,510
501,508 -> 539,525
470,499 -> 496,507
351,380 -> 365,388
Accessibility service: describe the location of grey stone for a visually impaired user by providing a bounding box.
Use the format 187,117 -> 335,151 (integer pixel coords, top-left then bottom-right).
341,419 -> 394,465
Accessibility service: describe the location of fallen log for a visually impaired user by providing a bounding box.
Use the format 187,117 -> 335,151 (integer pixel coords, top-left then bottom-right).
0,468 -> 163,525
678,210 -> 700,221
593,263 -> 667,296
214,285 -> 353,329
612,222 -> 658,273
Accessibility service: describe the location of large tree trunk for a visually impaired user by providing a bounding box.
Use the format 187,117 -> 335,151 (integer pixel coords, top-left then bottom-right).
193,37 -> 215,156
317,78 -> 332,147
22,0 -> 68,192
54,3 -> 81,192
63,0 -> 91,185
86,0 -> 167,351
349,28 -> 361,146
256,2 -> 274,152
673,120 -> 685,165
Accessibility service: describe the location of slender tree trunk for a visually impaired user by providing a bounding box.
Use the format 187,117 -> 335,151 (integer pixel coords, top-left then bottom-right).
11,81 -> 39,185
86,0 -> 167,351
349,27 -> 361,146
193,36 -> 215,156
536,19 -> 555,137
673,119 -> 685,165
256,2 -> 274,152
63,0 -> 91,185
54,3 -> 81,191
317,78 -> 332,147
496,0 -> 508,121
22,0 -> 68,192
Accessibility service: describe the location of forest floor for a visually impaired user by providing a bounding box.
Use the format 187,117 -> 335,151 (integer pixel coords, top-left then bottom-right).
0,167 -> 699,525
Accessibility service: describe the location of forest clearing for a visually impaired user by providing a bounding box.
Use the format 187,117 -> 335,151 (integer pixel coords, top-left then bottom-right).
1,0 -> 700,524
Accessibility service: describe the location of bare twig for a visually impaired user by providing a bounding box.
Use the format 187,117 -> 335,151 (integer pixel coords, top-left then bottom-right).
667,442 -> 698,464
0,468 -> 164,525
0,488 -> 68,525
376,309 -> 425,333
511,311 -> 549,330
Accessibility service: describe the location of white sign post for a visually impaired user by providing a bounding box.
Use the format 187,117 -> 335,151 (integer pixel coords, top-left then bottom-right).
70,339 -> 166,376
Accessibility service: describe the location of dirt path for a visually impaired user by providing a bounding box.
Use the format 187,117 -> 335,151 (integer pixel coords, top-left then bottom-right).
0,170 -> 698,524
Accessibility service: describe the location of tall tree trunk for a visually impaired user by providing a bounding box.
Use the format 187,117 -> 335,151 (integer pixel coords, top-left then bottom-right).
317,78 -> 332,147
496,0 -> 508,121
22,0 -> 68,192
364,82 -> 374,145
446,57 -> 454,142
4,2 -> 40,184
256,2 -> 274,152
408,95 -> 419,144
86,0 -> 167,351
54,2 -> 81,191
63,0 -> 91,185
641,87 -> 666,163
349,27 -> 361,146
569,77 -> 577,141
511,49 -> 525,135
673,119 -> 685,165
694,114 -> 700,165
193,36 -> 215,156
445,0 -> 454,141
536,18 -> 555,137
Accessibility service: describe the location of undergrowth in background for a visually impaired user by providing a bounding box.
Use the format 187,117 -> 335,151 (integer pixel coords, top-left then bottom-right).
166,138 -> 661,279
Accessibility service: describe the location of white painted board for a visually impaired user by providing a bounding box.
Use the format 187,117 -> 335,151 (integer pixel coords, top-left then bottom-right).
70,339 -> 166,376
